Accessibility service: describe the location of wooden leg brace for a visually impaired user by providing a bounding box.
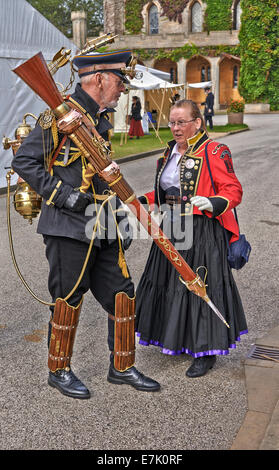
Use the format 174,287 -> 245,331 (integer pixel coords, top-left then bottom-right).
111,292 -> 136,372
48,297 -> 83,372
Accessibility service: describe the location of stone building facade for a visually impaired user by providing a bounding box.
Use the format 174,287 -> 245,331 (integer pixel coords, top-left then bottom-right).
71,1 -> 243,114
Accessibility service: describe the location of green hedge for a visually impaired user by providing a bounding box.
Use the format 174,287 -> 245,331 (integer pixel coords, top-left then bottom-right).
238,0 -> 279,110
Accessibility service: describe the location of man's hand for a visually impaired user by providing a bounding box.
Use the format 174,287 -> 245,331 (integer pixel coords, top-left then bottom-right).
63,189 -> 94,212
190,196 -> 213,212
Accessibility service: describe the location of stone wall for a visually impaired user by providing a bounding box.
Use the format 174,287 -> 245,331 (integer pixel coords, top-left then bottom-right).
111,30 -> 239,50
103,0 -> 125,35
71,2 -> 242,111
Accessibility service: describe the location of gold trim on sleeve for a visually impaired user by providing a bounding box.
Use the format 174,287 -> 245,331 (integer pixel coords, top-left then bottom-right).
210,196 -> 230,215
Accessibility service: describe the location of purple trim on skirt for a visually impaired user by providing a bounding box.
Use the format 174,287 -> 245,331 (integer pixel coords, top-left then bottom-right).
136,330 -> 248,358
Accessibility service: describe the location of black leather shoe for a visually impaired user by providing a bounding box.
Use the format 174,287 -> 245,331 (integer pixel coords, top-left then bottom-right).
107,364 -> 160,392
48,368 -> 91,399
186,356 -> 216,378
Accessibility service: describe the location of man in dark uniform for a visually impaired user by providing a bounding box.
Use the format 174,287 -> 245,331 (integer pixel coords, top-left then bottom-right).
201,86 -> 214,130
12,50 -> 160,399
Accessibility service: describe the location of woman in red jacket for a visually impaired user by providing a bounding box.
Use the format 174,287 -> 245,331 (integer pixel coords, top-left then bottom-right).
128,96 -> 144,139
136,99 -> 248,378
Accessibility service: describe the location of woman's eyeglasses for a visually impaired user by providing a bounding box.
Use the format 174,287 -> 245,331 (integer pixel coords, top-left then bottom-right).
168,119 -> 195,128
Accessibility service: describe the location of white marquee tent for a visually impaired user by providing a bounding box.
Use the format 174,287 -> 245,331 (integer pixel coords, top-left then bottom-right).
0,0 -> 77,189
114,68 -> 212,134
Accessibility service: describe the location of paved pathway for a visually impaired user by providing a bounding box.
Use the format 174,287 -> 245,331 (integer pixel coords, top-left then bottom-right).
0,113 -> 278,451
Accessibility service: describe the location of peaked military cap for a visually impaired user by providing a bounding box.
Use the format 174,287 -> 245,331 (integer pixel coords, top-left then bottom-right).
72,50 -> 133,84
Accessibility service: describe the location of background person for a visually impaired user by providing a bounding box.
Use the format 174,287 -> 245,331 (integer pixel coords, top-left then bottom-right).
201,87 -> 214,130
171,93 -> 181,106
128,96 -> 144,139
136,99 -> 248,378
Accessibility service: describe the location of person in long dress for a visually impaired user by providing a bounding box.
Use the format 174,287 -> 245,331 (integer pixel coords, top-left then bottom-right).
136,99 -> 248,378
128,96 -> 144,139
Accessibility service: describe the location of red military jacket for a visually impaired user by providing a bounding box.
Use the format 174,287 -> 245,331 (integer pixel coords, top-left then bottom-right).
142,130 -> 243,243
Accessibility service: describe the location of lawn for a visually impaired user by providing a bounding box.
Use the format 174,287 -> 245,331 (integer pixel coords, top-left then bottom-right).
111,124 -> 248,160
211,123 -> 248,133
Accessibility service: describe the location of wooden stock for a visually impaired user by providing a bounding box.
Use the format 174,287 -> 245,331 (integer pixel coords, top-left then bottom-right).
14,53 -> 64,110
13,52 -> 205,297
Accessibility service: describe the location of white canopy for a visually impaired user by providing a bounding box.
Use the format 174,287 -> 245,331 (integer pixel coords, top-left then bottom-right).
187,81 -> 212,88
130,66 -> 184,90
0,0 -> 77,188
114,67 -> 184,132
135,64 -> 171,82
130,70 -> 165,90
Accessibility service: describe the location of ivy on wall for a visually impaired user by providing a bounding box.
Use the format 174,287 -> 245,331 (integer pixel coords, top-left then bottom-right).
125,1 -> 191,33
135,44 -> 240,62
204,0 -> 232,32
124,0 -> 234,34
125,0 -> 145,34
238,0 -> 279,109
160,0 -> 190,24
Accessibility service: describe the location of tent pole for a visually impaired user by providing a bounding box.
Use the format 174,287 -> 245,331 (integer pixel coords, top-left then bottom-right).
156,86 -> 166,132
147,115 -> 163,144
147,91 -> 164,143
125,92 -> 130,144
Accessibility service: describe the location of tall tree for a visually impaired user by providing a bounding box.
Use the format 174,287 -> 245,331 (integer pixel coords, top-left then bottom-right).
27,0 -> 103,38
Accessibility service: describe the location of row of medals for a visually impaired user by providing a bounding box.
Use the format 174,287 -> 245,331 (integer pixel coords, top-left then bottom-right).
181,157 -> 201,213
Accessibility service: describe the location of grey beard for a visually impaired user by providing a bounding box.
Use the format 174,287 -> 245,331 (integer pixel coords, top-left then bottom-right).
105,99 -> 118,108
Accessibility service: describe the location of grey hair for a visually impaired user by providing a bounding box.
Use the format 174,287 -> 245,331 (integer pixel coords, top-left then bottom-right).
80,71 -> 110,85
170,99 -> 206,131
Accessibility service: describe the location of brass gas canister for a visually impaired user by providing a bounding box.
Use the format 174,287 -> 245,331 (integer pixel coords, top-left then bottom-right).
13,180 -> 42,224
3,113 -> 42,224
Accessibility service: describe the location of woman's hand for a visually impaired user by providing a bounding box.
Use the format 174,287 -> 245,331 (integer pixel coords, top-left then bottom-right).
190,196 -> 213,212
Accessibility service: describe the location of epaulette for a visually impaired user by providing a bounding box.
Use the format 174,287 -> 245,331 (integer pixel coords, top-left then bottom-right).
38,109 -> 59,171
211,143 -> 228,155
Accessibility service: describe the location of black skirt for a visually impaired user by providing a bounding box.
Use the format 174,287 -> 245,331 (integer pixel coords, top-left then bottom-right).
135,214 -> 248,357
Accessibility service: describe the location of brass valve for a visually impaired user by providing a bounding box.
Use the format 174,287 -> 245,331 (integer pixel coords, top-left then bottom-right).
14,113 -> 37,140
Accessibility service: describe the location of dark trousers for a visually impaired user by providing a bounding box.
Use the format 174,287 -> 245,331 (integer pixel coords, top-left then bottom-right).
43,235 -> 135,352
205,115 -> 213,129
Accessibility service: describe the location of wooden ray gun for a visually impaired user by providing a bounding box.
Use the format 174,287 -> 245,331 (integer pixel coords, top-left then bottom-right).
12,52 -> 229,328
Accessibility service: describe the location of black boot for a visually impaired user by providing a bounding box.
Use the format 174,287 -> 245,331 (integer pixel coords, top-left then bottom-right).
48,368 -> 90,399
107,363 -> 160,392
186,356 -> 216,378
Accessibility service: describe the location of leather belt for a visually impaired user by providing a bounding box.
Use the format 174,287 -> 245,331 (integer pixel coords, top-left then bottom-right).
165,194 -> 181,206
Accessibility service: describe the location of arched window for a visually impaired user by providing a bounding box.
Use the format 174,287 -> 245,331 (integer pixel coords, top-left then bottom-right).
201,66 -> 205,82
191,2 -> 203,33
233,0 -> 242,30
201,65 -> 210,82
149,4 -> 159,35
233,65 -> 239,88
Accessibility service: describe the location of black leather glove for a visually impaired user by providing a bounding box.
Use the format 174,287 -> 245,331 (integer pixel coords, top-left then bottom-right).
122,234 -> 132,251
119,217 -> 133,250
63,189 -> 94,212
